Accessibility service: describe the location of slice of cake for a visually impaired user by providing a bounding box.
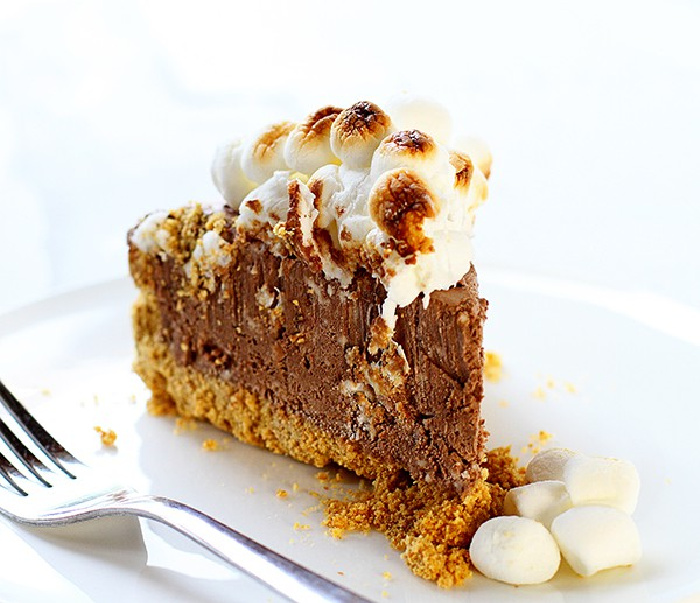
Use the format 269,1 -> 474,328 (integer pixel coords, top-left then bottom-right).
128,99 -> 492,494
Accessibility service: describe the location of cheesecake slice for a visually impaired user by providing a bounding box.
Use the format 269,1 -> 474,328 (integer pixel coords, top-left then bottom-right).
128,99 -> 492,493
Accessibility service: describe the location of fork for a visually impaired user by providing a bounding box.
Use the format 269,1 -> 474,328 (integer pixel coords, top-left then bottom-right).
0,379 -> 369,603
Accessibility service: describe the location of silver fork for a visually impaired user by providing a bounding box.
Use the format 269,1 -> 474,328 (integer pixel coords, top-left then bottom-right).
0,379 -> 368,603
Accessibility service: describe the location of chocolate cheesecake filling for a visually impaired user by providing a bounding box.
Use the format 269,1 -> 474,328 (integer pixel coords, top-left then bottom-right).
129,212 -> 487,492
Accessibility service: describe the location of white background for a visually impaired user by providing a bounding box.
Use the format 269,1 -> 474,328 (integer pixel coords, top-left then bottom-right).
1,0 -> 699,312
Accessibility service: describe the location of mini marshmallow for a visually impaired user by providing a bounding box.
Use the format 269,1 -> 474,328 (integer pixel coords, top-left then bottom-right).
551,506 -> 642,577
283,106 -> 342,175
503,480 -> 573,529
386,93 -> 452,145
453,134 -> 492,179
211,138 -> 257,208
469,516 -> 561,585
563,456 -> 640,514
238,170 -> 292,230
241,122 -> 295,183
330,101 -> 393,169
369,130 -> 454,192
526,448 -> 578,483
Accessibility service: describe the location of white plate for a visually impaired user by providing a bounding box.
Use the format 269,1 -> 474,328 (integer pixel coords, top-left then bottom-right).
0,273 -> 699,603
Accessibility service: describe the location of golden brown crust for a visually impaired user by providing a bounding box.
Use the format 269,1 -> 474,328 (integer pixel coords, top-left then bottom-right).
369,169 -> 438,257
449,150 -> 474,190
383,129 -> 437,156
332,101 -> 392,146
299,106 -> 343,139
253,121 -> 295,160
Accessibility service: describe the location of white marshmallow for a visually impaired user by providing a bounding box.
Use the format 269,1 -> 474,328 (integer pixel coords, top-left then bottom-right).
453,134 -> 492,179
469,516 -> 561,585
131,211 -> 168,253
386,93 -> 452,145
283,106 -> 342,175
563,456 -> 640,514
237,171 -> 292,230
211,138 -> 257,209
241,122 -> 294,183
526,448 -> 578,483
551,506 -> 642,577
503,480 -> 573,529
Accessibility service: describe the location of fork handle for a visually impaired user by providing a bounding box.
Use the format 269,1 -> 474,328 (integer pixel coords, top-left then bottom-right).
110,492 -> 368,603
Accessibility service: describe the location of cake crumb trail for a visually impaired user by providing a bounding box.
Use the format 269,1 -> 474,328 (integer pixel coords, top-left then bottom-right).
323,447 -> 525,588
94,426 -> 117,447
483,351 -> 503,383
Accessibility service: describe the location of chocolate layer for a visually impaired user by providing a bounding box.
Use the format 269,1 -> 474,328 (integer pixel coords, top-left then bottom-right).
129,212 -> 487,492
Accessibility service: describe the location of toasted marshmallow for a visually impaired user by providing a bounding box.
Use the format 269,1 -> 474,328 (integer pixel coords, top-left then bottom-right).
449,151 -> 488,225
386,93 -> 452,145
330,101 -> 393,169
503,480 -> 573,529
563,456 -> 640,514
370,130 -> 454,192
453,134 -> 492,179
241,122 -> 295,183
284,106 -> 342,175
469,516 -> 561,585
238,170 -> 293,230
526,448 -> 578,483
368,168 -> 438,256
551,506 -> 642,577
132,211 -> 169,253
211,138 -> 257,209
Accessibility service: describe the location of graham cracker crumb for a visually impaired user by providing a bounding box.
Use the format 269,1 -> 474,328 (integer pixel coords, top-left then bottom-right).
277,489 -> 289,499
532,386 -> 546,400
202,438 -> 220,451
316,471 -> 330,482
483,351 -> 503,383
94,426 -> 117,447
323,447 -> 525,588
174,416 -> 197,434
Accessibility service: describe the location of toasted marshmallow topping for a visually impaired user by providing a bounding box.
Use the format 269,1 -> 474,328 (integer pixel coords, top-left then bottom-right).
211,138 -> 257,209
202,99 -> 491,330
284,106 -> 342,174
241,121 -> 295,183
330,101 -> 393,169
453,134 -> 492,179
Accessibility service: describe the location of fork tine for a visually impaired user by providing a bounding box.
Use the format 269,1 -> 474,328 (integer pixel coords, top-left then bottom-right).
0,416 -> 52,487
0,379 -> 79,477
0,450 -> 28,496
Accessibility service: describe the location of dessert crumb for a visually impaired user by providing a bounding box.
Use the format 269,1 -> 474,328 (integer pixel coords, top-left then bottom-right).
323,447 -> 525,588
564,381 -> 577,394
483,351 -> 503,383
316,471 -> 330,482
293,522 -> 311,531
245,486 -> 255,494
546,377 -> 555,389
202,438 -> 220,451
277,489 -> 289,498
532,386 -> 546,400
94,426 -> 117,447
40,388 -> 51,397
382,571 -> 392,580
337,571 -> 345,576
174,417 -> 197,434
